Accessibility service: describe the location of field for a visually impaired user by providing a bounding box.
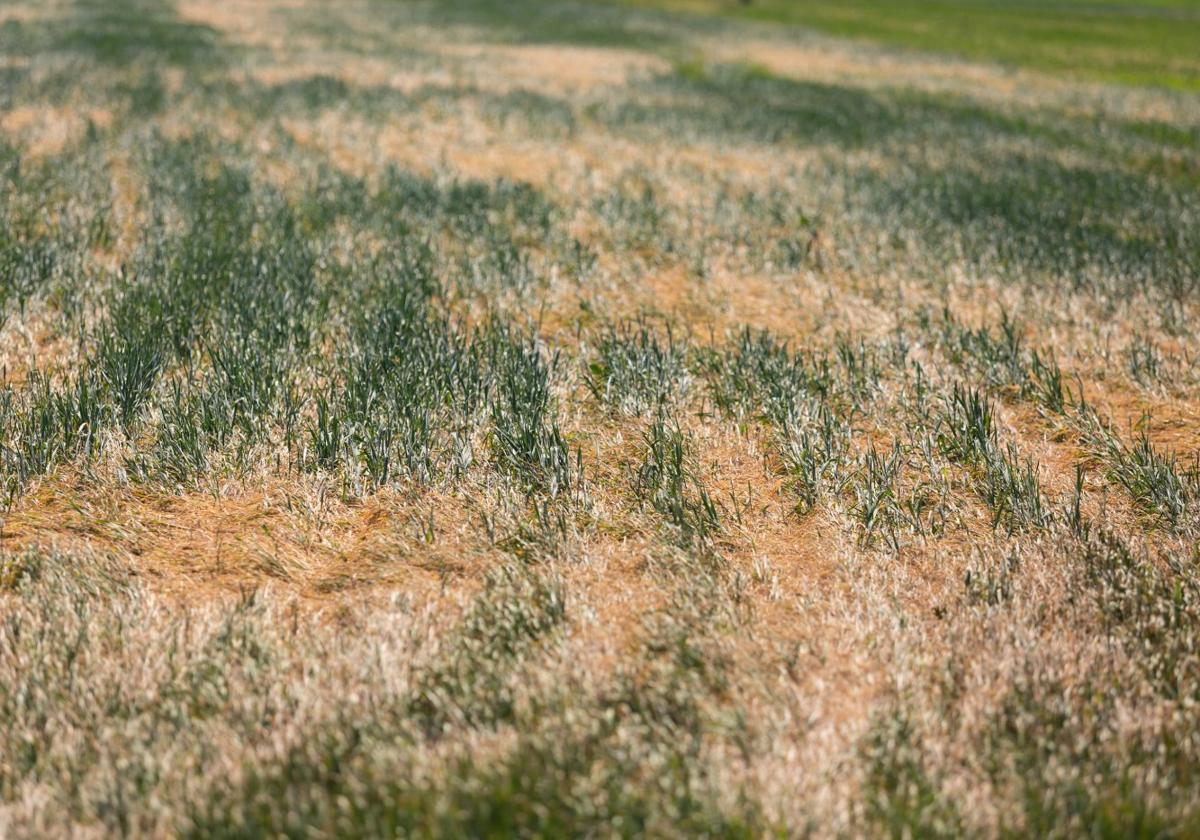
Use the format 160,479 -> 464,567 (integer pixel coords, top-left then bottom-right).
637,0 -> 1200,88
1,0 -> 1199,835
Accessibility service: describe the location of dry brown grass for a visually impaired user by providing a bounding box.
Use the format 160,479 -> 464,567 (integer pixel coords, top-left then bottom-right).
1,0 -> 1198,834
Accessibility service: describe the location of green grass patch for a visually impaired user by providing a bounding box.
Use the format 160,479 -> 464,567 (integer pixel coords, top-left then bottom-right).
629,0 -> 1200,89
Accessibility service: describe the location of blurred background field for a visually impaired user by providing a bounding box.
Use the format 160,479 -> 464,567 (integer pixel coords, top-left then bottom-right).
634,0 -> 1200,88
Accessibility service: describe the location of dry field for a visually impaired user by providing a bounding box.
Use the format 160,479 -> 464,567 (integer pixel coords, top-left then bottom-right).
1,0 -> 1199,835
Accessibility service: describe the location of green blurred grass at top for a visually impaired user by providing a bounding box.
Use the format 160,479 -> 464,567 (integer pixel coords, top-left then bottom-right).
624,0 -> 1200,90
